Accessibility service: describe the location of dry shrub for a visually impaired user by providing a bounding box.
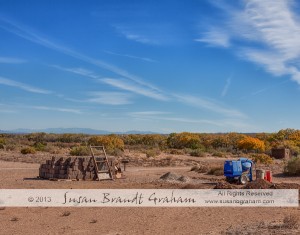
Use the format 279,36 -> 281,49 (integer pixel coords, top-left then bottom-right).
169,149 -> 185,155
111,148 -> 124,157
190,149 -> 206,157
190,165 -> 199,171
282,214 -> 299,229
70,146 -> 90,156
284,157 -> 300,176
20,147 -> 36,154
190,165 -> 209,173
208,166 -> 223,176
221,226 -> 244,235
88,135 -> 124,153
43,144 -> 60,154
145,149 -> 161,158
212,151 -> 225,158
251,153 -> 273,165
5,144 -> 16,151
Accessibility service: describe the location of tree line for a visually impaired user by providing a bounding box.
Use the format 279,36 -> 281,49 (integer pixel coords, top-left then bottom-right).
1,128 -> 300,156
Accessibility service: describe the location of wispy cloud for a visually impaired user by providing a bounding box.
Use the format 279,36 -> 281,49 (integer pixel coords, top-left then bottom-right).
0,103 -> 17,113
101,78 -> 169,101
128,110 -> 252,129
195,28 -> 230,48
199,0 -> 300,85
50,65 -> 100,79
128,111 -> 223,125
51,64 -> 168,102
87,92 -> 133,105
174,94 -> 247,118
122,32 -> 157,45
114,25 -> 160,45
0,15 -> 248,124
129,111 -> 170,116
0,17 -> 161,93
0,109 -> 17,113
52,63 -> 168,101
221,75 -> 232,97
0,76 -> 52,94
31,106 -> 82,114
0,57 -> 26,64
104,50 -> 157,63
239,79 -> 289,99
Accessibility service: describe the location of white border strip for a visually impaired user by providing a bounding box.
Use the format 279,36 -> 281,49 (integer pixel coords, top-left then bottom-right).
0,189 -> 298,207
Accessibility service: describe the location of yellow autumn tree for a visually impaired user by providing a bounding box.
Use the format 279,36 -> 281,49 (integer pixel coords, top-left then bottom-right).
167,132 -> 202,149
88,135 -> 124,152
238,136 -> 265,152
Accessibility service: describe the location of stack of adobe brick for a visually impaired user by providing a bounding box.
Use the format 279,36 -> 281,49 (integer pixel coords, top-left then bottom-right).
39,156 -> 104,180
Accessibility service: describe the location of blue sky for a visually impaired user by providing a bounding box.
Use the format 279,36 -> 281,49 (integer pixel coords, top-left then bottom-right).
1,0 -> 300,133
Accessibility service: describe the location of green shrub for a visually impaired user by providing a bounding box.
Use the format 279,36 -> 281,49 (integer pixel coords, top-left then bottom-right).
0,138 -> 5,149
251,153 -> 273,165
33,142 -> 47,151
284,157 -> 300,176
70,146 -> 90,156
21,147 -> 36,154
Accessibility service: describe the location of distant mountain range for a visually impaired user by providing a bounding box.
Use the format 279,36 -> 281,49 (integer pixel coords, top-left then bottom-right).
0,128 -> 157,135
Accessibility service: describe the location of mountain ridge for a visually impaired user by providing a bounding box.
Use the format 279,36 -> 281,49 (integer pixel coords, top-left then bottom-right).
0,128 -> 158,135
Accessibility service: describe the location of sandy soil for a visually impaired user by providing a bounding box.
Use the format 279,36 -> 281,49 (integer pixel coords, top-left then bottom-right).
0,158 -> 299,235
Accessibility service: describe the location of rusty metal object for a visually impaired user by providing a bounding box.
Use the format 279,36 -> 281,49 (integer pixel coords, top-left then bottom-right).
121,159 -> 129,171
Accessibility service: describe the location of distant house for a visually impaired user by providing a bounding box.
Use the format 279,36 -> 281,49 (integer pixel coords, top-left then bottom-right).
271,148 -> 290,159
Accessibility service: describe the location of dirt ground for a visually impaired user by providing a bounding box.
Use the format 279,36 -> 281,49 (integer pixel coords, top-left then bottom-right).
0,155 -> 299,235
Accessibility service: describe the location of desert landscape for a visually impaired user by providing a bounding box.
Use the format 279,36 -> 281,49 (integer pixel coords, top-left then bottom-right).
2,0 -> 300,234
0,132 -> 299,235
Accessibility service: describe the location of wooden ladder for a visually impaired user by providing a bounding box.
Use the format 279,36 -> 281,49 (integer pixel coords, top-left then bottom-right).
89,145 -> 114,181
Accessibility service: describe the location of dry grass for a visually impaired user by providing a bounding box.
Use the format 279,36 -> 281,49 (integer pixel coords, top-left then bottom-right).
282,214 -> 299,229
222,214 -> 299,234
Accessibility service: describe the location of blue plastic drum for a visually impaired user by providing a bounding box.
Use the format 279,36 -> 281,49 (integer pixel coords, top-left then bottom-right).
241,162 -> 252,171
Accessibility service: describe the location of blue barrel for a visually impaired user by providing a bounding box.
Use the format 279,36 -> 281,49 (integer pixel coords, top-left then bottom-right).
241,161 -> 252,172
